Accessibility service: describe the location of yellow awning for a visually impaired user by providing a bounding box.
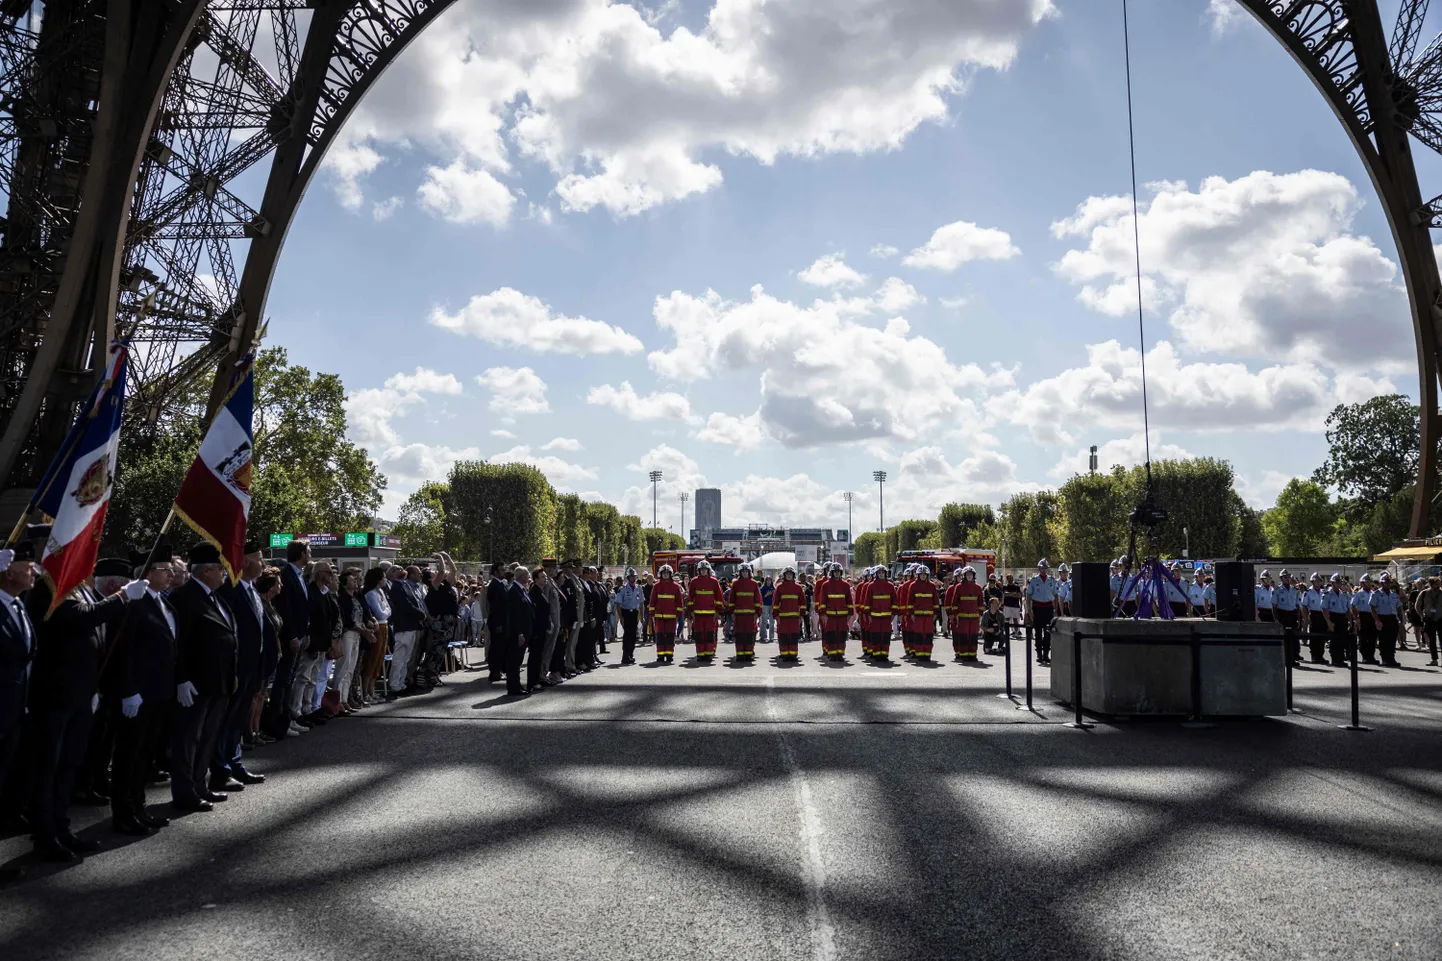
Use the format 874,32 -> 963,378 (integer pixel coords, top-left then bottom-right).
1373,546 -> 1442,561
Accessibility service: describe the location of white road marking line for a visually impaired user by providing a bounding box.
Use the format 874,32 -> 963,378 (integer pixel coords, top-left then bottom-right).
765,676 -> 838,961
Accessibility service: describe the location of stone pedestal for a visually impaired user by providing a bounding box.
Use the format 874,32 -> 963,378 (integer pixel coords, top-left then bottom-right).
1050,617 -> 1287,717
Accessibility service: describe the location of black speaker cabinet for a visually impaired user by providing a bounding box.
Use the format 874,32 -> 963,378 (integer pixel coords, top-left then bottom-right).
1213,561 -> 1255,621
1070,561 -> 1111,618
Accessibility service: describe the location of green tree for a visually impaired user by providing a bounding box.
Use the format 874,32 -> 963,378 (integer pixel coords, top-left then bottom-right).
584,501 -> 623,565
1261,479 -> 1335,556
641,527 -> 687,558
1233,496 -> 1269,558
106,347 -> 385,549
996,492 -> 1059,566
853,531 -> 886,567
1122,458 -> 1240,558
1313,394 -> 1422,510
393,482 -> 450,556
446,461 -> 556,562
885,519 -> 938,559
938,502 -> 995,547
1053,469 -> 1128,562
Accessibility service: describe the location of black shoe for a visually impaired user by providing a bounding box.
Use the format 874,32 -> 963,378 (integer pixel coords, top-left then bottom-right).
233,769 -> 265,785
172,797 -> 213,813
305,713 -> 329,725
200,791 -> 229,803
138,811 -> 170,829
33,837 -> 76,862
211,776 -> 244,793
506,689 -> 528,697
58,831 -> 101,853
111,816 -> 152,837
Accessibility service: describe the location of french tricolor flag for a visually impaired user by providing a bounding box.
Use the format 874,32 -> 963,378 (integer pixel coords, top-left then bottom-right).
31,341 -> 129,614
172,356 -> 254,582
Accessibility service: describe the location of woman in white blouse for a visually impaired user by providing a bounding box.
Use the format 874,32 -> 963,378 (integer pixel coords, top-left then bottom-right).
361,566 -> 393,703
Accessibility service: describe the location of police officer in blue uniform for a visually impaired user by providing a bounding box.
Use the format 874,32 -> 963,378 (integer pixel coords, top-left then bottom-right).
1272,570 -> 1302,665
1322,574 -> 1352,667
1026,560 -> 1059,664
1372,573 -> 1403,667
1350,574 -> 1380,665
1302,573 -> 1327,664
1254,570 -> 1275,623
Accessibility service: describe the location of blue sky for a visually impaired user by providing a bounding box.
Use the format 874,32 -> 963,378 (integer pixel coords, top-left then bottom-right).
262,0 -> 1428,533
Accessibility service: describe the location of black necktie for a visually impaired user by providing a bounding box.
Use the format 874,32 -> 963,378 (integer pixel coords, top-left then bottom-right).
210,592 -> 231,628
12,599 -> 31,651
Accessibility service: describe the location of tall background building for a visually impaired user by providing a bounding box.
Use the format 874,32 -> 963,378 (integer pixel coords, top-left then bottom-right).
694,488 -> 722,542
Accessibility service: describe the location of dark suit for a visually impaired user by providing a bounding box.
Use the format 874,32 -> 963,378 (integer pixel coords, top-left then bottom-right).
214,579 -> 265,778
167,579 -> 238,803
0,587 -> 36,820
486,578 -> 509,680
107,591 -> 177,820
266,565 -> 310,734
388,579 -> 427,691
580,580 -> 605,667
504,583 -> 532,695
526,584 -> 551,690
24,581 -> 128,841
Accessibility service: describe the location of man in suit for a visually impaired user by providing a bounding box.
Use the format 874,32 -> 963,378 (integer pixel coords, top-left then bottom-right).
107,542 -> 179,835
388,564 -> 426,697
213,539 -> 268,792
485,563 -> 508,683
0,539 -> 39,866
504,567 -> 533,697
167,543 -> 239,812
24,553 -> 141,860
267,538 -> 310,736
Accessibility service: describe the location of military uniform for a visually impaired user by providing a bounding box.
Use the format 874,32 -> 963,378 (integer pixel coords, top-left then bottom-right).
1302,577 -> 1328,664
1373,580 -> 1402,666
1026,563 -> 1058,664
1351,580 -> 1379,664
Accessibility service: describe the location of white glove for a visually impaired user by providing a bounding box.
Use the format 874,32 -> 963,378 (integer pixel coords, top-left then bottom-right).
121,693 -> 143,718
176,681 -> 197,708
123,579 -> 147,600
91,693 -> 99,713
0,548 -> 12,569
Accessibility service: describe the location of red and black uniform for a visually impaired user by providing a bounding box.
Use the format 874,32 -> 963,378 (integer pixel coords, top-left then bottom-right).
687,574 -> 723,660
950,578 -> 984,660
819,576 -> 853,659
649,579 -> 684,661
906,577 -> 939,661
855,575 -> 874,657
728,576 -> 761,661
773,578 -> 806,660
896,575 -> 915,657
867,578 -> 896,660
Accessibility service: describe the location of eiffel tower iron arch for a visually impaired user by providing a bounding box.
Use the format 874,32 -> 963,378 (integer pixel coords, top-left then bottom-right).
1,0 -> 1442,535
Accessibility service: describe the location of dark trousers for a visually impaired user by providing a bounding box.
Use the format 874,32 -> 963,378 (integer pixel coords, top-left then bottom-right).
111,701 -> 165,819
550,626 -> 570,674
505,635 -> 525,695
578,626 -> 597,666
1034,605 -> 1054,660
171,695 -> 229,803
1274,609 -> 1299,662
75,696 -> 116,796
266,649 -> 299,735
1330,625 -> 1350,666
525,632 -> 546,690
213,675 -> 258,777
1307,613 -> 1329,662
621,609 -> 639,661
29,706 -> 94,841
1357,618 -> 1378,662
0,701 -> 22,819
488,621 -> 506,680
1379,615 -> 1399,664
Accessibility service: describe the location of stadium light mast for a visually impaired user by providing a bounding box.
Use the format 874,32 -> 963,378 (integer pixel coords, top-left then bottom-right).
680,491 -> 689,544
843,491 -> 853,564
873,471 -> 887,532
649,470 -> 663,529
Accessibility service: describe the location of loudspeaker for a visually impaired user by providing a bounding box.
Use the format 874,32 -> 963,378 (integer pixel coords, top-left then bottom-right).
1213,561 -> 1255,621
1070,562 -> 1111,618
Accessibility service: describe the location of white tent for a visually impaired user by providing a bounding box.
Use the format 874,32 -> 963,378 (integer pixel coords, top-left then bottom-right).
753,551 -> 797,576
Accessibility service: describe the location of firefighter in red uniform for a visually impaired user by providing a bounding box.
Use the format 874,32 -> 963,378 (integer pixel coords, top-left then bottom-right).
896,565 -> 916,658
773,567 -> 806,661
951,567 -> 984,661
907,567 -> 939,661
867,567 -> 896,661
819,563 -> 853,661
728,564 -> 761,663
687,560 -> 723,662
649,565 -> 685,665
855,568 -> 874,659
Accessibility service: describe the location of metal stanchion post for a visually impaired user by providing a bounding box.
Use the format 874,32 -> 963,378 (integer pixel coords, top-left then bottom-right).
997,628 -> 1015,702
1340,631 -> 1371,732
1064,629 -> 1093,729
1019,630 -> 1035,712
1284,628 -> 1295,713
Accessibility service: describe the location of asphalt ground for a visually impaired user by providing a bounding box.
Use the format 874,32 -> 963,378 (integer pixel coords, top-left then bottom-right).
1,632 -> 1440,961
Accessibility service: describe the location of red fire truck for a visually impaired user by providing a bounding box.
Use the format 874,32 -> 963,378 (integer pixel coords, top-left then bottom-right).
889,549 -> 997,581
651,550 -> 747,580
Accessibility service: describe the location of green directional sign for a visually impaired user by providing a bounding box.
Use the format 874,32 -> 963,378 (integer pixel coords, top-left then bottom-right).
344,532 -> 369,548
269,533 -> 294,549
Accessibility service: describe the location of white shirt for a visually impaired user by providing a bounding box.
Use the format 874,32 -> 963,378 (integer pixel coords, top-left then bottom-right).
365,586 -> 391,623
147,587 -> 177,636
239,577 -> 264,625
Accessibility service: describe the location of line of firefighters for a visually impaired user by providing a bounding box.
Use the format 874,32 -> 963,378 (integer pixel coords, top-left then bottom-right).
645,561 -> 1001,664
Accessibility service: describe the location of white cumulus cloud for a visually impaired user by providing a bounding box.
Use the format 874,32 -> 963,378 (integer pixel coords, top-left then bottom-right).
489,444 -> 598,490
416,159 -> 516,225
902,220 -> 1020,271
431,287 -> 644,355
798,253 -> 867,289
475,366 -> 550,415
587,381 -> 699,424
345,367 -> 462,448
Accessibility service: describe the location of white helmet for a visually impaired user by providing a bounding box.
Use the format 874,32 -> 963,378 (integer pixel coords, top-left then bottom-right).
697,560 -> 713,574
659,564 -> 674,579
739,563 -> 753,577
